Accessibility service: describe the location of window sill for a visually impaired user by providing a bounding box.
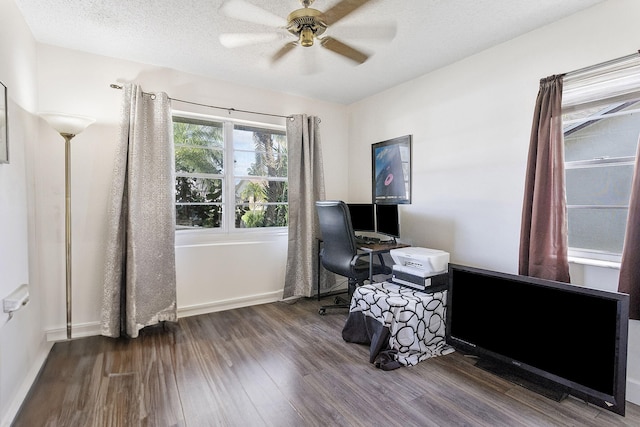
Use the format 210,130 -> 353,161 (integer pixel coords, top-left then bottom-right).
568,256 -> 621,270
175,227 -> 287,248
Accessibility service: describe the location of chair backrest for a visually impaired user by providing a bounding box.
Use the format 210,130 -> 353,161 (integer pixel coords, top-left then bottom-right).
316,200 -> 359,277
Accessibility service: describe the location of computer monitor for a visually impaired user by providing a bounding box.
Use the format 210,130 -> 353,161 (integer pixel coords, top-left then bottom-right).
347,203 -> 375,233
375,203 -> 400,238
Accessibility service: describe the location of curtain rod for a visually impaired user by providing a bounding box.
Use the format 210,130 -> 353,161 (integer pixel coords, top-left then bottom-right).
110,84 -> 293,120
564,50 -> 640,78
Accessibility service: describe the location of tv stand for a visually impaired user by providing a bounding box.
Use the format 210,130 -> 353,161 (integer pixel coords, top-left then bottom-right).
474,358 -> 569,402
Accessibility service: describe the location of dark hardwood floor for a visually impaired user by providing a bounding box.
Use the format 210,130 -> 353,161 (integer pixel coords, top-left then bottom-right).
12,297 -> 640,426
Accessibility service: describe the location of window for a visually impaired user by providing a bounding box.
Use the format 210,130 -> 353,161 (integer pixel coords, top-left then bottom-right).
173,114 -> 288,231
561,53 -> 640,263
563,97 -> 640,262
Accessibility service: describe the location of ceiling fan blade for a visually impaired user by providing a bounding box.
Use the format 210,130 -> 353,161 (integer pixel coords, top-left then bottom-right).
323,0 -> 374,26
330,24 -> 397,42
320,37 -> 369,64
219,0 -> 286,28
271,42 -> 298,64
219,32 -> 283,48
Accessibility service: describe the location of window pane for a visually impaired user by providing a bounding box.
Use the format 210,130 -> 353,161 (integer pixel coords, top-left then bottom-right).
566,164 -> 633,206
233,125 -> 287,177
567,208 -> 628,254
234,150 -> 287,177
174,118 -> 223,174
176,204 -> 222,229
235,178 -> 287,204
563,98 -> 639,258
235,204 -> 288,228
174,117 -> 223,148
175,177 -> 222,203
175,146 -> 223,174
234,177 -> 288,228
564,102 -> 640,162
234,125 -> 286,149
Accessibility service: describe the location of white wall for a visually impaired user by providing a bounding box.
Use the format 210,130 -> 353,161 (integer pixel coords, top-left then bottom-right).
34,45 -> 350,338
0,0 -> 52,425
346,0 -> 640,405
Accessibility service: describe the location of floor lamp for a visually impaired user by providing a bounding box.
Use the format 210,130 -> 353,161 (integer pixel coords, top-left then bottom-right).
40,113 -> 95,340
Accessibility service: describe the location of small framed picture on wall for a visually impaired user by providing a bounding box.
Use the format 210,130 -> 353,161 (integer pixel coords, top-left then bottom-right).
371,135 -> 412,204
0,81 -> 7,164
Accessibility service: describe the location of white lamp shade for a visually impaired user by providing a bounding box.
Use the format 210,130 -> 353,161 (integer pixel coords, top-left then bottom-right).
39,112 -> 95,136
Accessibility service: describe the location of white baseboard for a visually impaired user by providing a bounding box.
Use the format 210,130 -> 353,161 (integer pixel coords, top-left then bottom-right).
45,320 -> 102,342
177,290 -> 283,318
1,340 -> 53,427
44,290 -> 285,341
627,377 -> 640,406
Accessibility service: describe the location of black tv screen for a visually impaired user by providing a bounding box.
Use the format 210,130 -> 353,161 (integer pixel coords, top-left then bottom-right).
347,203 -> 375,232
375,203 -> 399,238
446,264 -> 629,415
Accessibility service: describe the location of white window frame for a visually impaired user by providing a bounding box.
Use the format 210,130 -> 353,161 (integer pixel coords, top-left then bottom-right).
563,102 -> 639,265
173,110 -> 288,237
561,54 -> 640,266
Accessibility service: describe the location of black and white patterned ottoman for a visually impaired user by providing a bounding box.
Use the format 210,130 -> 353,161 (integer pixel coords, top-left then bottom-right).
342,281 -> 454,369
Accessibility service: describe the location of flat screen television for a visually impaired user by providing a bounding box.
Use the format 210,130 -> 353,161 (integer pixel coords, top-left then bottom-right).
375,203 -> 399,238
347,203 -> 375,233
446,264 -> 629,416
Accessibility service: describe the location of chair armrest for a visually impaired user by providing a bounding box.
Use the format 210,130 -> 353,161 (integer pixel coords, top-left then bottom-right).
350,252 -> 388,267
351,252 -> 371,266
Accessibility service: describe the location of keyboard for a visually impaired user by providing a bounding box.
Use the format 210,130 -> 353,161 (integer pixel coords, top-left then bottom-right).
355,236 -> 378,245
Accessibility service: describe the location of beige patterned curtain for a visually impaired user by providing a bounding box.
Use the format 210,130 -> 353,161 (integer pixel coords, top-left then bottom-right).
283,114 -> 326,298
101,84 -> 177,338
519,75 -> 571,282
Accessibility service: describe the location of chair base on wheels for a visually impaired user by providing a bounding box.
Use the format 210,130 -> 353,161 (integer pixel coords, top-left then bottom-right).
318,294 -> 351,315
318,280 -> 359,315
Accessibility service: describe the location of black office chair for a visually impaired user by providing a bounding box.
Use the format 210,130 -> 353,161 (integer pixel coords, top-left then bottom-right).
316,200 -> 390,315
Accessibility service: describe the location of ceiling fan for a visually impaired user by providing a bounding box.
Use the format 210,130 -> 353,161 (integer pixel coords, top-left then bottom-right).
219,0 -> 390,65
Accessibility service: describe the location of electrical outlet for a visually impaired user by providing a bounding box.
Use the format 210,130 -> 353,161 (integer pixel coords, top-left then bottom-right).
3,284 -> 29,313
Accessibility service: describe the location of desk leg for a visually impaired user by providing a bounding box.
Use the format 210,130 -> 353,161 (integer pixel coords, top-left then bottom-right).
369,252 -> 373,283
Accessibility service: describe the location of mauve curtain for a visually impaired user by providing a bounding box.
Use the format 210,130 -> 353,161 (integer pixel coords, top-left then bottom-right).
101,84 -> 177,338
519,75 -> 571,282
283,114 -> 326,298
619,134 -> 640,320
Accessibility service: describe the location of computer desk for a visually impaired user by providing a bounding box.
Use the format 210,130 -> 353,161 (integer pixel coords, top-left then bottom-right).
357,241 -> 410,283
316,239 -> 410,300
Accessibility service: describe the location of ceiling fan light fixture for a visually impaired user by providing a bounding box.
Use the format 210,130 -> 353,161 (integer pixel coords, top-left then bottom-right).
221,0 -> 376,65
300,27 -> 315,47
287,7 -> 326,47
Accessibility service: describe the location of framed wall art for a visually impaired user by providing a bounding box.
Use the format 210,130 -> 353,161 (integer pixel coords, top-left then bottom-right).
0,81 -> 7,164
371,135 -> 412,204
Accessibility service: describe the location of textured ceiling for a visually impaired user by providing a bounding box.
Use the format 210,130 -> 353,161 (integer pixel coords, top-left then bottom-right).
14,0 -> 604,105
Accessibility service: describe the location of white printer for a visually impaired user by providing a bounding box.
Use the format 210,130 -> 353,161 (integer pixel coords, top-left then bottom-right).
390,247 -> 450,291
